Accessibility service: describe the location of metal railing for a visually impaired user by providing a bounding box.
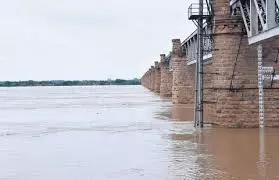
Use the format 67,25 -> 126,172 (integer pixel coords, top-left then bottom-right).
188,3 -> 211,20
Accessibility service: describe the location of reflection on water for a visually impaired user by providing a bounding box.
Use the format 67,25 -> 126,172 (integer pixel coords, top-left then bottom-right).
167,127 -> 279,179
171,105 -> 194,121
0,86 -> 278,179
171,104 -> 211,123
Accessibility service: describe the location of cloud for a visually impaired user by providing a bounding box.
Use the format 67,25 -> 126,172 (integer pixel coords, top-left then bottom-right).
0,0 -> 195,80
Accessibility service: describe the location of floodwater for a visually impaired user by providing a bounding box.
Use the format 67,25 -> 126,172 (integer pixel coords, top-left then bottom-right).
0,86 -> 278,180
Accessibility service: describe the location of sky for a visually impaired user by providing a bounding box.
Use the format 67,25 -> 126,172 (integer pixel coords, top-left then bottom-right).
0,0 -> 196,81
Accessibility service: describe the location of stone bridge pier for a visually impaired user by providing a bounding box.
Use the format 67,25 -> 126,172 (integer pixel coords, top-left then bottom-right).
154,61 -> 161,93
141,55 -> 173,96
171,39 -> 195,105
159,54 -> 173,97
141,0 -> 279,127
207,0 -> 279,127
141,67 -> 153,90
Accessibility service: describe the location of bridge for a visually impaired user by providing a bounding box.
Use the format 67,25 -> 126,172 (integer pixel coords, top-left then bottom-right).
141,0 -> 279,128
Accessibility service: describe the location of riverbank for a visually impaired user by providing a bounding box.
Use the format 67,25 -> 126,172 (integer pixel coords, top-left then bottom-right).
0,79 -> 140,87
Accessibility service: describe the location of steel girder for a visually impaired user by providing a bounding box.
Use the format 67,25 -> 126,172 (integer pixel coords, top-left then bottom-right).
231,0 -> 279,44
181,24 -> 213,65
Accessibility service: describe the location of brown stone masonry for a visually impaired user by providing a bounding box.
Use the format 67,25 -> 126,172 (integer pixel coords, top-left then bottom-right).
154,61 -> 161,93
160,54 -> 173,97
171,39 -> 187,104
150,66 -> 155,91
141,71 -> 148,89
141,0 -> 279,127
207,0 -> 279,127
141,68 -> 153,90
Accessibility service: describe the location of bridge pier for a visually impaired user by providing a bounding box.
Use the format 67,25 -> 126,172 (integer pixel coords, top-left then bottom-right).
142,68 -> 153,90
141,71 -> 148,89
208,0 -> 279,127
147,69 -> 152,90
262,39 -> 279,127
171,39 -> 195,105
159,54 -> 173,97
208,0 -> 259,127
148,70 -> 151,90
154,61 -> 161,93
141,71 -> 147,88
150,66 -> 155,91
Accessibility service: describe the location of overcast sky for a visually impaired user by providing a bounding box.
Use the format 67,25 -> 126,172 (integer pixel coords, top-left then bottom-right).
0,0 -> 196,81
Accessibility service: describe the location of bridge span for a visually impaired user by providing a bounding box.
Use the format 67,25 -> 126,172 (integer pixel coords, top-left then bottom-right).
141,0 -> 279,128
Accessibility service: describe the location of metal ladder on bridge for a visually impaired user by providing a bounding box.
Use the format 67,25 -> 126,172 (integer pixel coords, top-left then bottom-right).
188,0 -> 213,128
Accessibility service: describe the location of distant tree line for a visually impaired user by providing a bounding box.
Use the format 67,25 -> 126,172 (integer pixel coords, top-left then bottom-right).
0,79 -> 141,87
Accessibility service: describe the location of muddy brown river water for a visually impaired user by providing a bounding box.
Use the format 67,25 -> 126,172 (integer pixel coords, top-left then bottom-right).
0,85 -> 278,180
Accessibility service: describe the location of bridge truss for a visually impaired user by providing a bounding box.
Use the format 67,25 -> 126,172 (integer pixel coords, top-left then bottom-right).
230,0 -> 279,44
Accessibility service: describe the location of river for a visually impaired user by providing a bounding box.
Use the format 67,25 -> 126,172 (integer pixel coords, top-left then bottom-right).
0,86 -> 278,180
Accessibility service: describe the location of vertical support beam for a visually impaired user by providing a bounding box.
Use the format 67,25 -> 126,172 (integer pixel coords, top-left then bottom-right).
195,40 -> 200,127
195,0 -> 204,128
239,1 -> 251,36
190,39 -> 194,61
188,41 -> 190,61
266,0 -> 276,29
253,0 -> 267,30
257,44 -> 264,128
199,13 -> 204,128
251,0 -> 259,36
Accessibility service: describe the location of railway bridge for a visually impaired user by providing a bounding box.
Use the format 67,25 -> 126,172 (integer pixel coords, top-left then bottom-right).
141,0 -> 279,128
